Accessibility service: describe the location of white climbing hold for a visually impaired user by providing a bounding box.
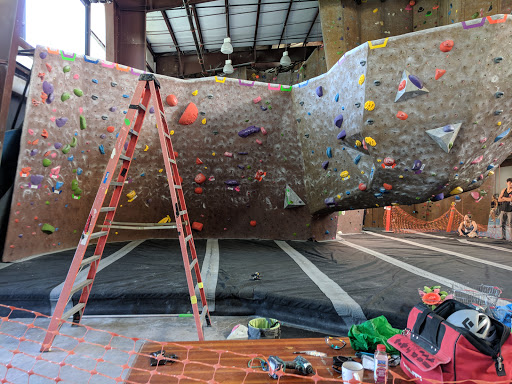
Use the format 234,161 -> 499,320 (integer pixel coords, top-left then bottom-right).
284,185 -> 306,209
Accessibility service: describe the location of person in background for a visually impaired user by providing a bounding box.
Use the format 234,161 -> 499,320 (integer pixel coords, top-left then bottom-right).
458,214 -> 478,237
490,194 -> 499,223
498,178 -> 512,240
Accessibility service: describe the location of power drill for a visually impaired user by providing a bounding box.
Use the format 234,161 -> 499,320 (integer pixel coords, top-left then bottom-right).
267,355 -> 314,379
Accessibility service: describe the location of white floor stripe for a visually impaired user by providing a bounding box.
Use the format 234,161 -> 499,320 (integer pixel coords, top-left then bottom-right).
198,239 -> 219,312
275,240 -> 367,325
0,263 -> 11,270
366,231 -> 512,272
402,230 -> 448,239
49,240 -> 145,311
457,239 -> 512,254
339,239 -> 510,307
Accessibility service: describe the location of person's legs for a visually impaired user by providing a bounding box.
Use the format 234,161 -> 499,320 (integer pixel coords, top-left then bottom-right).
504,212 -> 511,240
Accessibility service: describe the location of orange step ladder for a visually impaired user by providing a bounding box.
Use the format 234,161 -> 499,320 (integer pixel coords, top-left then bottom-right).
41,74 -> 211,352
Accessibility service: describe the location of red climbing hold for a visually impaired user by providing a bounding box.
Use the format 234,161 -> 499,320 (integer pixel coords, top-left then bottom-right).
396,111 -> 408,120
178,102 -> 198,125
383,183 -> 392,190
435,69 -> 446,80
166,94 -> 178,107
194,187 -> 203,194
174,151 -> 179,158
195,173 -> 206,184
440,40 -> 454,52
358,183 -> 367,191
41,129 -> 48,138
196,158 -> 203,165
192,222 -> 204,231
398,80 -> 406,91
107,126 -> 115,133
250,220 -> 257,227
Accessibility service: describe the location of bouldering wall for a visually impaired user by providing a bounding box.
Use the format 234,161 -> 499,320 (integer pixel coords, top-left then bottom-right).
294,14 -> 511,215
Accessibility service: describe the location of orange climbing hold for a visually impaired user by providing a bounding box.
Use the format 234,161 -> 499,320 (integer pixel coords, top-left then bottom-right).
440,40 -> 454,52
166,94 -> 178,107
45,63 -> 52,72
396,111 -> 408,120
196,158 -> 203,165
178,102 -> 198,125
174,151 -> 179,158
194,187 -> 203,194
383,183 -> 392,190
107,126 -> 115,133
435,68 -> 446,80
250,220 -> 257,227
195,173 -> 206,184
398,80 -> 406,91
192,222 -> 204,231
41,129 -> 48,138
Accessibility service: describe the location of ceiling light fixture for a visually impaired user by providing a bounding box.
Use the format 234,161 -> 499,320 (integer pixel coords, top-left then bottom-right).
223,59 -> 234,74
280,50 -> 291,66
221,37 -> 233,54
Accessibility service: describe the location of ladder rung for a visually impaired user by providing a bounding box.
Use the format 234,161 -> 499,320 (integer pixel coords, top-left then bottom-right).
164,133 -> 171,140
80,255 -> 101,267
100,207 -> 116,213
189,258 -> 198,271
119,154 -> 131,161
89,231 -> 108,240
169,158 -> 176,164
110,181 -> 124,187
70,279 -> 93,296
179,210 -> 187,216
184,234 -> 192,243
138,103 -> 146,111
129,129 -> 138,136
174,185 -> 182,189
61,303 -> 86,321
200,305 -> 208,326
160,110 -> 165,118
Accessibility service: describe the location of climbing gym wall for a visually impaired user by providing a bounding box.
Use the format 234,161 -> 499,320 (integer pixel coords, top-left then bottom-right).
3,14 -> 512,261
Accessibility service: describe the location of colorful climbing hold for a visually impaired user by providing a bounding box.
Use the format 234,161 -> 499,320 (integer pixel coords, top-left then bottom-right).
73,88 -> 83,97
408,74 -> 423,89
80,115 -> 86,130
471,155 -> 483,164
253,96 -> 262,103
440,40 -> 454,52
364,101 -> 375,111
450,186 -> 463,195
195,173 -> 206,184
396,111 -> 408,120
178,103 -> 198,125
107,126 -> 115,133
383,183 -> 392,190
435,69 -> 446,80
192,222 -> 204,231
358,75 -> 365,85
166,94 -> 178,106
316,86 -> 323,97
250,220 -> 257,227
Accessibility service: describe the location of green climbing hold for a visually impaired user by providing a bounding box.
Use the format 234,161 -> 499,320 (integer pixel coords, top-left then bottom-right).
448,143 -> 453,149
61,92 -> 70,102
41,223 -> 55,234
71,180 -> 79,191
45,201 -> 50,205
73,187 -> 82,196
124,118 -> 131,126
63,65 -> 71,73
73,88 -> 83,97
70,137 -> 77,147
42,158 -> 52,167
80,115 -> 86,130
62,144 -> 71,154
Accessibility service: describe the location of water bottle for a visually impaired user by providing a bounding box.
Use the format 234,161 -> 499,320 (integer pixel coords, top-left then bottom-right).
374,344 -> 389,383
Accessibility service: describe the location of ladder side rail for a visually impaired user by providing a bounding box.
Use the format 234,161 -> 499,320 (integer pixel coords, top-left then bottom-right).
77,86 -> 151,311
149,81 -> 205,341
40,82 -> 147,352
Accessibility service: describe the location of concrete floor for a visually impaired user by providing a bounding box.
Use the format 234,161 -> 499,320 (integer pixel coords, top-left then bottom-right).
0,314 -> 325,383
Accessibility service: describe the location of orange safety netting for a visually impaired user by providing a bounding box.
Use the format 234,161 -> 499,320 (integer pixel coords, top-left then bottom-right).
0,304 -> 510,384
385,206 -> 488,234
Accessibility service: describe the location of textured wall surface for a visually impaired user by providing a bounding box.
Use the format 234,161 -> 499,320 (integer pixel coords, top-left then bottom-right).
4,15 -> 512,261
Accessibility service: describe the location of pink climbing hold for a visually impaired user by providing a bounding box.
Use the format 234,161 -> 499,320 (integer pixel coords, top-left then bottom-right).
470,191 -> 480,200
224,152 -> 233,157
253,96 -> 262,103
471,155 -> 483,164
73,74 -> 79,80
178,102 -> 198,125
256,139 -> 263,145
261,127 -> 267,135
479,138 -> 487,143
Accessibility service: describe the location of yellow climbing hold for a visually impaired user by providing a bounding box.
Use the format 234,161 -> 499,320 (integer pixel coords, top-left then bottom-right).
373,8 -> 378,13
144,145 -> 149,152
361,171 -> 365,174
337,194 -> 341,199
489,170 -> 495,175
399,175 -> 404,179
358,75 -> 365,85
170,130 -> 175,135
364,137 -> 376,147
212,152 -> 216,156
192,90 -> 198,96
377,159 -> 382,163
201,118 -> 206,125
450,187 -> 463,195
498,121 -> 502,126
126,190 -> 137,202
159,215 -> 171,224
340,171 -> 350,179
158,169 -> 163,173
364,100 -> 375,111
355,140 -> 362,147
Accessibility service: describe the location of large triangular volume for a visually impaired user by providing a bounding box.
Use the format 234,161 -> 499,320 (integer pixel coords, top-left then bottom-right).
284,185 -> 306,209
395,70 -> 429,102
426,123 -> 462,153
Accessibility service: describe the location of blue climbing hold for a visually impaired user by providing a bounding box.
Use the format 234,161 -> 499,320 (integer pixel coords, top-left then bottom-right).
122,94 -> 129,98
333,168 -> 337,172
334,93 -> 339,102
99,145 -> 105,155
92,79 -> 98,84
354,154 -> 361,165
67,155 -> 74,161
346,191 -> 350,195
495,128 -> 510,142
76,167 -> 83,175
316,86 -> 323,97
55,181 -> 64,190
433,193 -> 444,201
487,164 -> 495,170
326,147 -> 333,158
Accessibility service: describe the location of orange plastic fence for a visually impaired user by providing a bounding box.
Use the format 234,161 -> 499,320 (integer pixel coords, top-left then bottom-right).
0,304 -> 509,384
385,206 -> 488,234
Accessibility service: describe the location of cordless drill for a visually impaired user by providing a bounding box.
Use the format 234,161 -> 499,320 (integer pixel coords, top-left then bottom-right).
267,355 -> 314,379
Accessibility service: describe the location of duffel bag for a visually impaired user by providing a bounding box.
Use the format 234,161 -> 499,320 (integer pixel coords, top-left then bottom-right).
388,299 -> 512,383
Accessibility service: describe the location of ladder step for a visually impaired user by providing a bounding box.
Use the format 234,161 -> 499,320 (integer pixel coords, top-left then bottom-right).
70,279 -> 94,296
169,158 -> 176,164
200,305 -> 209,326
80,255 -> 101,267
184,234 -> 192,243
100,207 -> 116,213
119,154 -> 131,161
129,129 -> 138,136
174,185 -> 182,189
111,181 -> 124,187
160,110 -> 165,118
61,303 -> 86,321
179,210 -> 187,215
89,231 -> 108,240
164,133 -> 171,140
189,258 -> 198,271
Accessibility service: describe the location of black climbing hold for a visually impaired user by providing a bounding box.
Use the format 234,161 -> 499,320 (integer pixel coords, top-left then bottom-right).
494,57 -> 503,63
296,118 -> 301,123
495,110 -> 503,115
101,115 -> 108,120
495,92 -> 504,98
111,82 -> 117,87
299,101 -> 304,106
199,111 -> 206,116
366,119 -> 374,125
91,95 -> 98,100
355,103 -> 361,108
304,134 -> 310,138
360,60 -> 366,66
373,80 -> 381,86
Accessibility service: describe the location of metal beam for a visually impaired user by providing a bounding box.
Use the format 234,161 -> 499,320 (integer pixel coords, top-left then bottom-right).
303,7 -> 319,46
146,38 -> 156,59
183,0 -> 206,73
161,10 -> 183,77
225,0 -> 230,38
253,0 -> 262,61
191,4 -> 206,53
85,3 -> 91,55
278,0 -> 293,47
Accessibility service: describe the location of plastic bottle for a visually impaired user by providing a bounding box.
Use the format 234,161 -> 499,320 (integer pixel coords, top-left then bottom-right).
374,344 -> 389,383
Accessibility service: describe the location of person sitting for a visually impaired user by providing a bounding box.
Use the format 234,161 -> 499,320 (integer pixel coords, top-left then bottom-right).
458,214 -> 478,237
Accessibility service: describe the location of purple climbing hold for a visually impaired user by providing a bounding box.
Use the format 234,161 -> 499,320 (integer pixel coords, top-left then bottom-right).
39,51 -> 47,59
110,107 -> 117,112
30,149 -> 38,156
408,74 -> 423,89
316,86 -> 323,97
31,174 -> 44,185
238,125 -> 261,138
324,197 -> 336,206
322,161 -> 329,170
337,129 -> 346,140
54,142 -> 62,149
100,134 -> 106,139
238,152 -> 248,155
260,106 -> 268,111
46,93 -> 55,104
149,107 -> 155,114
412,160 -> 422,171
443,125 -> 454,132
124,141 -> 129,151
55,117 -> 68,128
225,180 -> 239,186
334,114 -> 344,128
42,81 -> 54,95
433,193 -> 444,201
237,165 -> 245,169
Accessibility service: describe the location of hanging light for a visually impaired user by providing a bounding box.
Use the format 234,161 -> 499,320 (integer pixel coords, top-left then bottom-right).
223,59 -> 234,74
280,50 -> 291,66
221,37 -> 233,54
